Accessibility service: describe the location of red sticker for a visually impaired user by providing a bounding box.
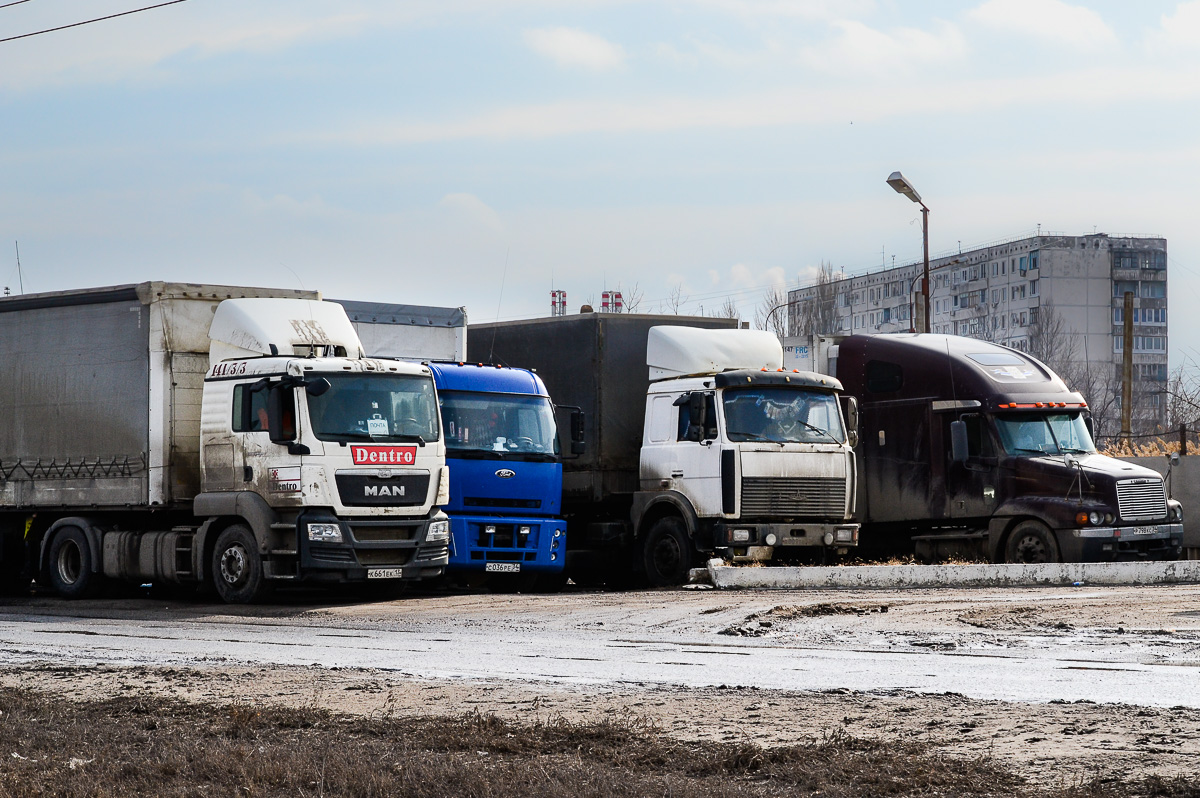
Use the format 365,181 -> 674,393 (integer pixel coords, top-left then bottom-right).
350,445 -> 417,466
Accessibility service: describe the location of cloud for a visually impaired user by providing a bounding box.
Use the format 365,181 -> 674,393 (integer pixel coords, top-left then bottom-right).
0,6 -> 369,91
800,19 -> 966,73
688,0 -> 875,22
1149,1 -> 1200,50
438,193 -> 505,233
969,0 -> 1118,51
315,61 -> 1200,146
523,27 -> 626,70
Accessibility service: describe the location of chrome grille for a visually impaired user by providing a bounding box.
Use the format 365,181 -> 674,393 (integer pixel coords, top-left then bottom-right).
1116,478 -> 1166,521
741,477 -> 845,517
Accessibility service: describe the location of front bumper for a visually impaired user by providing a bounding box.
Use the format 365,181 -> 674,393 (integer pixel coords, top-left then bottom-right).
292,511 -> 450,582
445,514 -> 566,574
717,521 -> 859,562
1062,522 -> 1183,561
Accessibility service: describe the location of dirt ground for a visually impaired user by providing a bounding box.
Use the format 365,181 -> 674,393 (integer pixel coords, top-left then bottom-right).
3,582 -> 1200,789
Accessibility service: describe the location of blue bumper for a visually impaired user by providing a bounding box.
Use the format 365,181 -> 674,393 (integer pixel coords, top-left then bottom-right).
446,514 -> 566,573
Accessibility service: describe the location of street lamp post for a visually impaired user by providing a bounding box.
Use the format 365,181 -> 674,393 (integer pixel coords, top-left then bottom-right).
886,171 -> 930,334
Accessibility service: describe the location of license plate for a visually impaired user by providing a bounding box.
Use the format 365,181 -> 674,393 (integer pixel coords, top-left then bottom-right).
1131,526 -> 1159,536
485,562 -> 521,573
367,568 -> 404,579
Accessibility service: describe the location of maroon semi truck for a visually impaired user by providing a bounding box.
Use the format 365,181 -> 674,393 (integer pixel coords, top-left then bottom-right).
829,333 -> 1182,563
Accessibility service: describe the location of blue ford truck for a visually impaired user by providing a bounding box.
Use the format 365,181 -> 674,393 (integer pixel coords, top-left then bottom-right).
427,362 -> 570,588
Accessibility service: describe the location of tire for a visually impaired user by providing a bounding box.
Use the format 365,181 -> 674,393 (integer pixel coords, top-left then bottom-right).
48,526 -> 100,599
211,525 -> 270,604
639,516 -> 694,587
1003,520 -> 1061,564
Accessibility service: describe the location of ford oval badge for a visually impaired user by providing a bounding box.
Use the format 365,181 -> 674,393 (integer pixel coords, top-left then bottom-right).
495,469 -> 516,479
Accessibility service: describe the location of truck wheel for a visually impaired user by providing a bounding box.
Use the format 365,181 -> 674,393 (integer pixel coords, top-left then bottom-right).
48,527 -> 100,599
212,525 -> 270,604
640,517 -> 693,587
1004,521 -> 1060,564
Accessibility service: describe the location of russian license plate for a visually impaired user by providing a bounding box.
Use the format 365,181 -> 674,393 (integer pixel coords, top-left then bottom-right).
1131,526 -> 1159,536
485,562 -> 521,573
367,568 -> 404,579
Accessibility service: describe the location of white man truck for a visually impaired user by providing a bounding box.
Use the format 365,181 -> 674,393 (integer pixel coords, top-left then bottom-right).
468,314 -> 860,585
0,282 -> 450,602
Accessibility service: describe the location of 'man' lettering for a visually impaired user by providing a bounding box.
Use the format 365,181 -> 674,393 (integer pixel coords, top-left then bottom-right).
364,485 -> 405,497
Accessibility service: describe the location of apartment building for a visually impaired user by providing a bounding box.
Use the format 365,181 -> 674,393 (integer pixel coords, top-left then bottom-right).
785,233 -> 1169,434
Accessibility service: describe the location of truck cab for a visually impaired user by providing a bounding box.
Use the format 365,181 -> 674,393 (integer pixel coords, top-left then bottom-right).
638,328 -> 859,574
427,362 -> 567,586
837,333 -> 1183,562
197,298 -> 451,601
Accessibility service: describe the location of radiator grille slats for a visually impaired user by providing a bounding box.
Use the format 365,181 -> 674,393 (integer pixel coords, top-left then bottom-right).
1116,479 -> 1166,521
741,476 -> 845,517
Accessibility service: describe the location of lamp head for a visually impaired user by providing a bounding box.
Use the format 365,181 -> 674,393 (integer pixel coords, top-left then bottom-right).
887,171 -> 922,204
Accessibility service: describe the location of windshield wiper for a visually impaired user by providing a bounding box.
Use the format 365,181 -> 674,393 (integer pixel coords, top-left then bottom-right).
393,433 -> 426,446
795,420 -> 840,444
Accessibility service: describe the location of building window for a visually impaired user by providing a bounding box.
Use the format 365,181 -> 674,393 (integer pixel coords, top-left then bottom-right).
1029,307 -> 1039,325
1029,280 -> 1038,296
1141,282 -> 1166,298
1030,252 -> 1039,270
1113,280 -> 1138,298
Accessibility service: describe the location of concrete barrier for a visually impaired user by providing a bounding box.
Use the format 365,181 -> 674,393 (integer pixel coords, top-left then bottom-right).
706,559 -> 1200,590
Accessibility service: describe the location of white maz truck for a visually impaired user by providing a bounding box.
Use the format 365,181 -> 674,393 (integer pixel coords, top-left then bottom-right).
0,282 -> 450,602
468,314 -> 860,585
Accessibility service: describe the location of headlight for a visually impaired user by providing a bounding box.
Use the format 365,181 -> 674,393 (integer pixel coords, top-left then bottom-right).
835,527 -> 857,543
731,529 -> 751,543
764,533 -> 778,546
307,523 -> 343,543
1171,505 -> 1183,522
485,524 -> 497,535
518,526 -> 531,536
426,519 -> 450,543
1088,511 -> 1102,526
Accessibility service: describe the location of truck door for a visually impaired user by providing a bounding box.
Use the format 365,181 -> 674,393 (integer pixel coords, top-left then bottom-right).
945,412 -> 998,521
668,391 -> 722,516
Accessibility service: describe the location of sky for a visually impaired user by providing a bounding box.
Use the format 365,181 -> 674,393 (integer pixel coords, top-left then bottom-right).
3,0 -> 1200,364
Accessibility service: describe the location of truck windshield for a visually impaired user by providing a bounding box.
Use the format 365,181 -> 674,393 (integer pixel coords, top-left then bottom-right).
722,388 -> 845,444
994,412 -> 1095,456
307,373 -> 440,443
439,391 -> 559,460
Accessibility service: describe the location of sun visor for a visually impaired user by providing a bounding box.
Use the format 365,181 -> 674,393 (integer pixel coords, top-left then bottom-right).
209,298 -> 365,364
647,326 -> 782,381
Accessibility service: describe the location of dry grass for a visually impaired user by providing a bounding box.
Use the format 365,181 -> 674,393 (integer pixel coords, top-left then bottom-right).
1101,438 -> 1193,458
0,687 -> 1195,797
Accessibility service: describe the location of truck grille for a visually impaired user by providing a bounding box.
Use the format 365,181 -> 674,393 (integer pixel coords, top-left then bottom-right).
740,477 -> 845,518
1116,479 -> 1166,521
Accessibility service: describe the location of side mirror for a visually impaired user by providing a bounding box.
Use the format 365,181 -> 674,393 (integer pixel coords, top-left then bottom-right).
305,377 -> 331,396
1084,415 -> 1095,440
842,395 -> 859,448
950,419 -> 968,463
